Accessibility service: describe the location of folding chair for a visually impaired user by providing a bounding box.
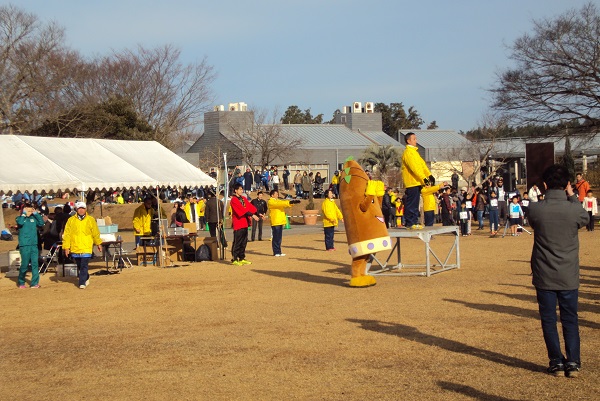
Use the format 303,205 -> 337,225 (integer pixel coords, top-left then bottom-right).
39,242 -> 62,275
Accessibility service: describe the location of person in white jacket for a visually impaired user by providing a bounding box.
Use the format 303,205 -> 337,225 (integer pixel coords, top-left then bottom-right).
528,184 -> 542,202
582,190 -> 597,232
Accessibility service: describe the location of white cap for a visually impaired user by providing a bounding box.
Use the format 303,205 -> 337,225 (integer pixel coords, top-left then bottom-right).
75,201 -> 87,209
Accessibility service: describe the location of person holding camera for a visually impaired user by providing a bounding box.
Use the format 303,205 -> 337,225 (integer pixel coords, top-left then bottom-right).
268,189 -> 300,257
528,164 -> 589,377
16,203 -> 45,288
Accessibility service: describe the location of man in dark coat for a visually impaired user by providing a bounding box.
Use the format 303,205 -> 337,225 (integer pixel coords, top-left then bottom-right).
528,164 -> 589,377
243,168 -> 253,193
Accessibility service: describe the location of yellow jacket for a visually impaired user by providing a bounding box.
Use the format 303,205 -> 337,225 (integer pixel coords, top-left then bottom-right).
198,199 -> 206,217
133,204 -> 154,237
322,198 -> 343,228
421,185 -> 440,212
402,145 -> 431,188
62,214 -> 102,254
268,198 -> 291,226
331,175 -> 339,185
184,202 -> 201,222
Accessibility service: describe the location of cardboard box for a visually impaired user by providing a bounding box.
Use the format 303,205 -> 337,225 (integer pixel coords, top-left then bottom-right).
203,237 -> 218,261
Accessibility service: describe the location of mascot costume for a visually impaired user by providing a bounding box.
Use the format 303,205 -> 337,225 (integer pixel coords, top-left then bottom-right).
339,158 -> 392,287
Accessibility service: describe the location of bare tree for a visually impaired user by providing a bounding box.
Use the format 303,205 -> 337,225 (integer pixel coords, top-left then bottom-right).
0,4 -> 69,134
433,113 -> 511,185
87,45 -> 216,147
225,108 -> 305,169
490,2 -> 600,134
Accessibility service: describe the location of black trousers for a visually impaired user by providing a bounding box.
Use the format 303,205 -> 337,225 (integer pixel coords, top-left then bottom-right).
251,218 -> 263,240
231,228 -> 248,261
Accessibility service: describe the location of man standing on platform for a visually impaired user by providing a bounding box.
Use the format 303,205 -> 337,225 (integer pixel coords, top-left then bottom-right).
401,132 -> 435,229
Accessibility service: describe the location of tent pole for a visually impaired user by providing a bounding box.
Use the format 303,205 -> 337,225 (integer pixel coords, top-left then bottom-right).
156,186 -> 164,267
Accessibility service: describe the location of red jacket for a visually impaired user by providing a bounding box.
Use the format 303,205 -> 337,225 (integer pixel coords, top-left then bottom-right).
230,195 -> 257,230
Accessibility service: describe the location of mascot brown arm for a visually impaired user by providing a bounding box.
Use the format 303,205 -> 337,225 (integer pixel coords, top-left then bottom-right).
339,159 -> 391,288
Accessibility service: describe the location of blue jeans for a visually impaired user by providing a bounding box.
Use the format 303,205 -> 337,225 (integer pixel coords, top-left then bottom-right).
271,225 -> 283,255
324,226 -> 335,250
295,184 -> 302,197
489,209 -> 499,231
476,210 -> 484,229
74,256 -> 91,287
536,288 -> 580,365
424,210 -> 435,227
404,186 -> 421,227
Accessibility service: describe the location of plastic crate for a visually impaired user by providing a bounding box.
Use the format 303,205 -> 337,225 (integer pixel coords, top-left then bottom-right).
98,224 -> 118,234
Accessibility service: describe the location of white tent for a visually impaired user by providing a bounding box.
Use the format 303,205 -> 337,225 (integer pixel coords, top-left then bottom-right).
0,136 -> 216,194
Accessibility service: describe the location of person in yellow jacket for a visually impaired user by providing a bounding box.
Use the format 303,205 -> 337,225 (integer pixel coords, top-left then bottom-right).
197,197 -> 206,230
331,171 -> 340,198
133,197 -> 154,248
62,202 -> 102,289
184,197 -> 202,232
401,132 -> 435,229
268,189 -> 300,256
421,184 -> 442,227
322,189 -> 344,251
394,193 -> 404,227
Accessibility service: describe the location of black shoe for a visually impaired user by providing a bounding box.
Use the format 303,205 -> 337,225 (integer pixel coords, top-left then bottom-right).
565,362 -> 580,378
547,363 -> 565,377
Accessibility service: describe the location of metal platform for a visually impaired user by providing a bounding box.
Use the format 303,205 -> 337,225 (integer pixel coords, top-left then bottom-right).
366,226 -> 460,277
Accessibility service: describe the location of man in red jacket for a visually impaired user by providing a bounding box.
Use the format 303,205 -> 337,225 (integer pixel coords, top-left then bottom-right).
230,183 -> 259,266
574,172 -> 590,203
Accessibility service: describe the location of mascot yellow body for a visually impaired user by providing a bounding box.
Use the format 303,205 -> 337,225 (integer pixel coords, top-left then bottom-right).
339,159 -> 391,287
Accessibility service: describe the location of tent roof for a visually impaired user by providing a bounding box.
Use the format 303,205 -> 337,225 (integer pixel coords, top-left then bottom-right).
0,136 -> 216,194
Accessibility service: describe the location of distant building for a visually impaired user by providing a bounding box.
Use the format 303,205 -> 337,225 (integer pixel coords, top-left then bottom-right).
187,101 -> 405,182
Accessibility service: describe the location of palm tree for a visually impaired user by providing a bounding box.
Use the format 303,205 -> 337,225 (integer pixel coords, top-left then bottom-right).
359,145 -> 402,182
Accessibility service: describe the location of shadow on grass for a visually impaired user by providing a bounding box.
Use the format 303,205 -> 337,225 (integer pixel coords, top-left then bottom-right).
437,381 -> 526,401
251,269 -> 347,287
445,298 -> 600,330
347,318 -> 542,372
580,264 -> 600,272
483,289 -> 600,315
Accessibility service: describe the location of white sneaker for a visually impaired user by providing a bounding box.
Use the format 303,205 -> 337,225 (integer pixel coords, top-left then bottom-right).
79,285 -> 86,289
85,279 -> 90,287
275,253 -> 286,257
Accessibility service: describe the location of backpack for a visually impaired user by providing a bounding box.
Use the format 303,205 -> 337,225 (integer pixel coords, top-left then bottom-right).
195,244 -> 211,262
49,220 -> 59,237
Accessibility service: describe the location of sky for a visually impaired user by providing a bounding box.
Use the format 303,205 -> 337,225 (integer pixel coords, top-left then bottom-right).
14,0 -> 594,132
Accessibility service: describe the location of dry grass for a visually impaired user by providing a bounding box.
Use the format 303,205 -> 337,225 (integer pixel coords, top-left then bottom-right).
1,205 -> 599,400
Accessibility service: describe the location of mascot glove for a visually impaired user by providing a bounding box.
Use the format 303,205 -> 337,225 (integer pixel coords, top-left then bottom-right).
365,180 -> 377,196
374,180 -> 385,197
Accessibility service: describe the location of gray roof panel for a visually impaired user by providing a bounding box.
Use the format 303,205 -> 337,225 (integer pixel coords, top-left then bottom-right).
398,130 -> 470,149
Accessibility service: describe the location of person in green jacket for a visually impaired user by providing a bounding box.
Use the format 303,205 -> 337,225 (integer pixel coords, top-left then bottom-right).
62,202 -> 102,289
16,203 -> 45,288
